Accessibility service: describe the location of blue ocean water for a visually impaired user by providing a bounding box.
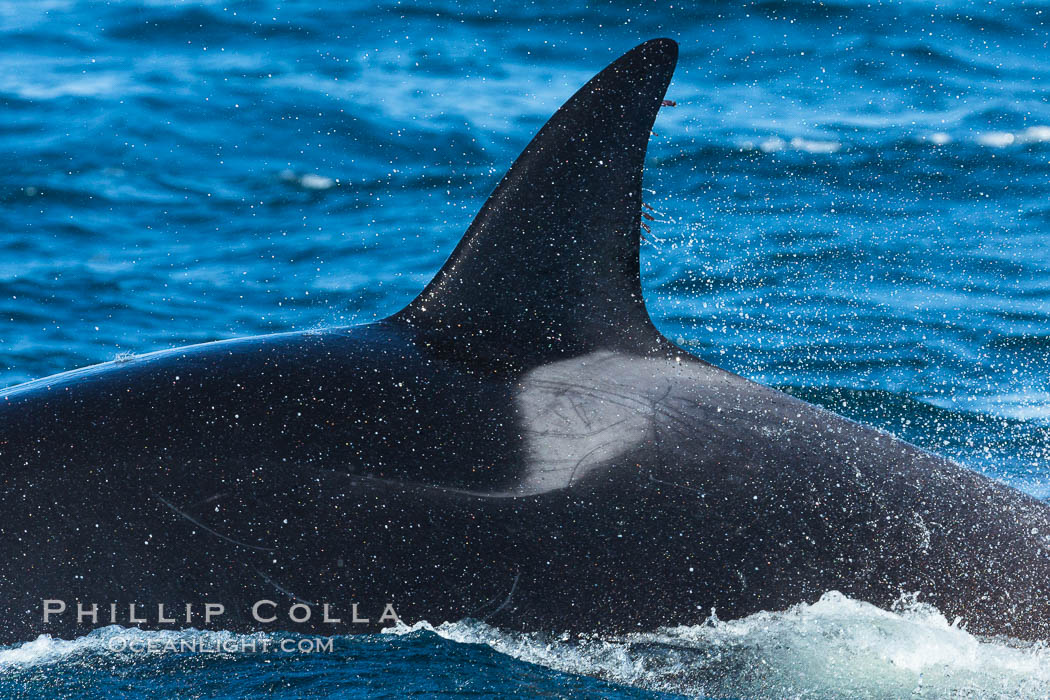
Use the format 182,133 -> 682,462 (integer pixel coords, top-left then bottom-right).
1,0 -> 1049,697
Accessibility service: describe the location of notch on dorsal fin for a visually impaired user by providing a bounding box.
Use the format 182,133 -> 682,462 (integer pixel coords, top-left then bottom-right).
396,39 -> 678,360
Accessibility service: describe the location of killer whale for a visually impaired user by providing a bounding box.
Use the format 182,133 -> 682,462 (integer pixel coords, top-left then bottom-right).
3,38 -> 1050,645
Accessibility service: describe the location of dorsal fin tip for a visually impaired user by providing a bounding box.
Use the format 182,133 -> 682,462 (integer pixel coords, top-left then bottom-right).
396,39 -> 678,357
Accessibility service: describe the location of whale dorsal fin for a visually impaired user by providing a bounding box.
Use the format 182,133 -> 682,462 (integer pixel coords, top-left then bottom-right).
396,38 -> 678,360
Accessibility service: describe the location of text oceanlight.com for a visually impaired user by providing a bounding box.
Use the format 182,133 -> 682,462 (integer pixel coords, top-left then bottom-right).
106,637 -> 337,654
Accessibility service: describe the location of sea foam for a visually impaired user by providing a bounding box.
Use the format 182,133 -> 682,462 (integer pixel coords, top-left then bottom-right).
391,591 -> 1050,699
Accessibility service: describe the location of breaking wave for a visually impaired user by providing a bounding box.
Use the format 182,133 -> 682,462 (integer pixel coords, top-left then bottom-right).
390,592 -> 1050,699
